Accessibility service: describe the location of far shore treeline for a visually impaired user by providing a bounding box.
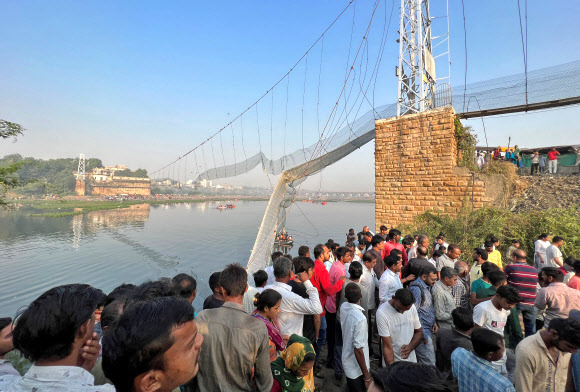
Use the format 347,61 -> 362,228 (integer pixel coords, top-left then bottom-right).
0,154 -> 148,196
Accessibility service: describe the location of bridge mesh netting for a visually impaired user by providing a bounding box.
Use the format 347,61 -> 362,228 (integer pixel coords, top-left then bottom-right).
194,60 -> 580,273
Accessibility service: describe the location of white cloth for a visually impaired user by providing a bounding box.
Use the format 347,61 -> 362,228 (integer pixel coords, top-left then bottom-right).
376,301 -> 421,365
407,246 -> 418,260
434,242 -> 449,251
548,159 -> 558,173
473,300 -> 509,375
545,244 -> 562,268
534,239 -> 550,269
340,302 -> 369,379
0,360 -> 19,377
324,261 -> 333,272
265,266 -> 276,286
427,257 -> 437,267
243,286 -> 260,314
265,280 -> 322,336
473,300 -> 509,337
359,267 -> 379,310
378,269 -> 402,304
0,365 -> 115,392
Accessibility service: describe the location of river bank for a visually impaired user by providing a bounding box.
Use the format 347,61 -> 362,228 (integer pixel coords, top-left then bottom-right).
8,196 -> 373,217
10,196 -> 269,217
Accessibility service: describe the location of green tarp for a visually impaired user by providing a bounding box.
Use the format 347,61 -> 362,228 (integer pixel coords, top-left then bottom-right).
521,153 -> 578,167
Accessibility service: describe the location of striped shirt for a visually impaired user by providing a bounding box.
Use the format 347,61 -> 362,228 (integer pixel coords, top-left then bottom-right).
504,262 -> 538,306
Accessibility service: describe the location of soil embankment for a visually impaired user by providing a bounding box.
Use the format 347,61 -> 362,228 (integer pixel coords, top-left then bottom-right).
510,175 -> 580,212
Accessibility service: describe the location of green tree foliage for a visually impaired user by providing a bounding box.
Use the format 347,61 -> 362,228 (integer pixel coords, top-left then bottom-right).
0,154 -> 103,196
0,119 -> 25,141
113,168 -> 149,178
0,120 -> 26,205
401,206 -> 580,266
454,118 -> 477,170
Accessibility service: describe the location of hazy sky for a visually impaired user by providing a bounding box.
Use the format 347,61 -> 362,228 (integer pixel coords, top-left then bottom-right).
1,0 -> 579,192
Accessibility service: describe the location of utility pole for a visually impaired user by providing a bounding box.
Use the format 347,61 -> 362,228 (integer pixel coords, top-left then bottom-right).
397,0 -> 437,116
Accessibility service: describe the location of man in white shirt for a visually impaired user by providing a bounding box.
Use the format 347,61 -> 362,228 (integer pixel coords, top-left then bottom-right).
408,234 -> 429,260
534,233 -> 550,269
545,236 -> 564,268
376,288 -> 423,366
359,252 -> 379,356
473,285 -> 522,378
340,283 -> 371,392
266,251 -> 284,286
0,284 -> 115,392
266,257 -> 322,336
378,251 -> 414,304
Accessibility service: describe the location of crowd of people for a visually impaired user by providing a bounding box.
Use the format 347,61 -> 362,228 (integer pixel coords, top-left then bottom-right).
475,146 -> 563,176
0,227 -> 579,392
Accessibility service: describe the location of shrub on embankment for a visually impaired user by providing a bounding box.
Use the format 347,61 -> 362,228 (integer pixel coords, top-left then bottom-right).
401,205 -> 580,264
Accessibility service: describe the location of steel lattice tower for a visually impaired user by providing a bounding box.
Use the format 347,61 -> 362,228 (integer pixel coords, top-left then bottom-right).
76,153 -> 86,180
396,0 -> 437,116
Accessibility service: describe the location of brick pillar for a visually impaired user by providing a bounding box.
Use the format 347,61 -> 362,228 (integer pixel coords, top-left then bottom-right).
375,107 -> 487,229
75,178 -> 86,196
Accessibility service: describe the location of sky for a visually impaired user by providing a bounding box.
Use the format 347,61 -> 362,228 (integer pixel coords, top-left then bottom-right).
1,0 -> 579,192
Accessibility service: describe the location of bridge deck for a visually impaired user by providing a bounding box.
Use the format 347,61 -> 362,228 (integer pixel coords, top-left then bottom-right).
456,96 -> 580,119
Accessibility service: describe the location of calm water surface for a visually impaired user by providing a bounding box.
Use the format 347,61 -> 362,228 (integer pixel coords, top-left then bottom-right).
0,200 -> 373,316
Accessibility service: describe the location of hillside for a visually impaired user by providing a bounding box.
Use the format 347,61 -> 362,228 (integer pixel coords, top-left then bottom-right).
510,174 -> 580,212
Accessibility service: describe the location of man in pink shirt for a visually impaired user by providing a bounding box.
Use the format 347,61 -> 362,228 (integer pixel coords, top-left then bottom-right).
325,247 -> 349,381
535,267 -> 580,328
381,229 -> 408,266
547,147 -> 560,174
568,260 -> 580,291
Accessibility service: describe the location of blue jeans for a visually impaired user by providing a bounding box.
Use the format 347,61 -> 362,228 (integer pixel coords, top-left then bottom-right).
316,315 -> 327,360
572,352 -> 580,391
415,335 -> 436,366
516,304 -> 538,337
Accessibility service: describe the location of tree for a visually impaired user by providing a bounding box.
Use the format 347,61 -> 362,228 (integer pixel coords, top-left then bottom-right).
0,119 -> 26,206
0,120 -> 25,141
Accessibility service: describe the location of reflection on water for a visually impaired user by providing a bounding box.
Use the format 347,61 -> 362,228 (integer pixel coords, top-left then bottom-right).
72,204 -> 151,249
0,201 -> 373,317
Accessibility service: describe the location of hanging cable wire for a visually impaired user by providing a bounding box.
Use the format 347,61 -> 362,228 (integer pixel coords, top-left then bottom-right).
301,54 -> 309,161
149,0 -> 357,177
249,0 -> 384,262
461,0 -> 468,113
516,0 -> 528,106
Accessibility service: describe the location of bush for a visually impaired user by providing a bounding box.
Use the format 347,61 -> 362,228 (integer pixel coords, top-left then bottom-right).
401,206 -> 580,264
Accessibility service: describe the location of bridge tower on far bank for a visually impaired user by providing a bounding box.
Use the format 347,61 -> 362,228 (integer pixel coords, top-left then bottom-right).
74,153 -> 86,196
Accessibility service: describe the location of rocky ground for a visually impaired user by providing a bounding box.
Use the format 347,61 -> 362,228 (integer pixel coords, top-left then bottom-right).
509,174 -> 580,212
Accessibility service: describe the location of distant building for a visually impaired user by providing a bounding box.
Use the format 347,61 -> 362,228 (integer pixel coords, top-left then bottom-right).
74,165 -> 150,196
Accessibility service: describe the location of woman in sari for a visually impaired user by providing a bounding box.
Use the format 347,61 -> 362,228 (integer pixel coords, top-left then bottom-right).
270,334 -> 316,392
252,289 -> 285,362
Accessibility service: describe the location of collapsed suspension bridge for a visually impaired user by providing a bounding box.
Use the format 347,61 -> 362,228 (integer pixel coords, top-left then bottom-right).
147,0 -> 580,273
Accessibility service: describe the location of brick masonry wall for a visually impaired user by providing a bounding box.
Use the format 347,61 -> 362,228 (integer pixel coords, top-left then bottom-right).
91,178 -> 151,196
375,107 -> 489,228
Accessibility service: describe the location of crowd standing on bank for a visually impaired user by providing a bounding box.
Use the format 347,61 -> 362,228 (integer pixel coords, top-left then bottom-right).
0,227 -> 579,392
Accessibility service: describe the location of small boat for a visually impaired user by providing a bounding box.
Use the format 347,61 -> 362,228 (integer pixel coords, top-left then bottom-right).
274,230 -> 293,246
321,201 -> 327,205
226,204 -> 236,209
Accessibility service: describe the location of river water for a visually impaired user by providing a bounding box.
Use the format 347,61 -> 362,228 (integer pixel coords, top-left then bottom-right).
0,200 -> 373,316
